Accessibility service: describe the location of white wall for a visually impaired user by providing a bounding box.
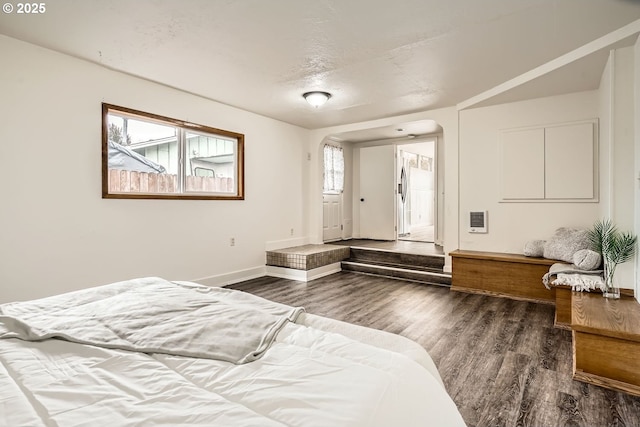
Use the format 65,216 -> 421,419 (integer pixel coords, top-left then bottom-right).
458,91 -> 602,254
598,46 -> 637,292
611,47 -> 636,232
635,36 -> 640,301
0,35 -> 310,303
610,47 -> 636,290
599,51 -> 613,218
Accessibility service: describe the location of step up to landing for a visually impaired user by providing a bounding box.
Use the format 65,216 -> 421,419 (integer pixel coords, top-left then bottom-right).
265,242 -> 451,286
341,260 -> 451,286
347,247 -> 445,270
266,244 -> 350,281
341,246 -> 451,287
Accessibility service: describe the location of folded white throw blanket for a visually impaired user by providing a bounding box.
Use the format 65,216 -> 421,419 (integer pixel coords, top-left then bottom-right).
542,263 -> 604,292
0,277 -> 304,364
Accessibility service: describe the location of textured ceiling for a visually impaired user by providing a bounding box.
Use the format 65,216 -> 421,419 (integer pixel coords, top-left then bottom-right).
1,0 -> 640,131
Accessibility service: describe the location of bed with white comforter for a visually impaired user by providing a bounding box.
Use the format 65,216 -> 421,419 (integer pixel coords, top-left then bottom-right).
0,277 -> 465,426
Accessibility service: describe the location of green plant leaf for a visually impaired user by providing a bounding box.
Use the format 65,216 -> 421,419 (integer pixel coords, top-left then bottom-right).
589,219 -> 637,266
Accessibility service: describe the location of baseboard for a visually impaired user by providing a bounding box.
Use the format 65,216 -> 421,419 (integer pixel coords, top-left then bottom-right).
266,262 -> 342,282
620,287 -> 635,298
265,237 -> 310,251
451,285 -> 556,305
573,369 -> 640,397
191,266 -> 267,288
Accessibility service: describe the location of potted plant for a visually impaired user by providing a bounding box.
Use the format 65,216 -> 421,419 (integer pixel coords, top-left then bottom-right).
588,219 -> 637,299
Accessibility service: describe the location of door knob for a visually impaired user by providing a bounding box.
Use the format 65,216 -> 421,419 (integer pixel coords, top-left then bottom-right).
360,198 -> 365,202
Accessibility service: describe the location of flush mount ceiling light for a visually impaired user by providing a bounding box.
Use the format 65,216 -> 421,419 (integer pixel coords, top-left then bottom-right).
303,91 -> 332,108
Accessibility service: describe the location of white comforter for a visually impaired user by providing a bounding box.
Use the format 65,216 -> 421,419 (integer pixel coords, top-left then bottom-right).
0,279 -> 466,427
0,278 -> 304,364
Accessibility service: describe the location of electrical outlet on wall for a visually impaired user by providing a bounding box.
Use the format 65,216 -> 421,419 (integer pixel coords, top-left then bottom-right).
290,228 -> 294,236
230,237 -> 235,246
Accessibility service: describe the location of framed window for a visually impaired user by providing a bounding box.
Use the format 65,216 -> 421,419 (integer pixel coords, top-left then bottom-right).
323,144 -> 344,193
102,104 -> 244,200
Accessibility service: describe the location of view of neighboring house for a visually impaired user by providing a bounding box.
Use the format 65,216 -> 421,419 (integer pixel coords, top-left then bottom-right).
108,114 -> 235,178
105,111 -> 238,195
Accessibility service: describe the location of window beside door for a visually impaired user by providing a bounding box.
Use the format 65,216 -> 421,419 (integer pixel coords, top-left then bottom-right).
323,144 -> 344,193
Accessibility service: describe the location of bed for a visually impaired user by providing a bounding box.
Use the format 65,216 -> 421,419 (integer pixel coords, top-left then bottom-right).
0,277 -> 466,426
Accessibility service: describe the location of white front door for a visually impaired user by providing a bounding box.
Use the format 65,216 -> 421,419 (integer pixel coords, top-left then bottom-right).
359,145 -> 396,240
322,193 -> 342,241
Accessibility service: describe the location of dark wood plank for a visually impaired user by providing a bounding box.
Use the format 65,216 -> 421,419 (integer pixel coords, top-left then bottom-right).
228,272 -> 640,426
476,351 -> 531,426
556,391 -> 586,426
516,365 -> 563,427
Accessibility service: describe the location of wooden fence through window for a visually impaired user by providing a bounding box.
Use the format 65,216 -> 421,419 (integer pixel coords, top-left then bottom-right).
108,169 -> 233,193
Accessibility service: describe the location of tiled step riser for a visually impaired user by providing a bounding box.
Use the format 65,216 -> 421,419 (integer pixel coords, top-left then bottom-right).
341,262 -> 451,286
348,248 -> 445,270
266,245 -> 350,271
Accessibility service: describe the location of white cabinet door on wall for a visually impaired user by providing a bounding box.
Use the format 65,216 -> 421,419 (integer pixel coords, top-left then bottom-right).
500,128 -> 545,199
499,120 -> 597,202
544,123 -> 595,199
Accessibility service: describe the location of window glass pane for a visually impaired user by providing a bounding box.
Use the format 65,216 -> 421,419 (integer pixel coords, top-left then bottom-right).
185,132 -> 237,194
106,113 -> 179,194
323,145 -> 344,193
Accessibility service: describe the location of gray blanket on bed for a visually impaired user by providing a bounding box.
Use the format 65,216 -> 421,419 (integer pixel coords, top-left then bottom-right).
0,277 -> 304,364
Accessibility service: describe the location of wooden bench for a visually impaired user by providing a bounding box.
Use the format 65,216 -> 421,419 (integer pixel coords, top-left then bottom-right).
450,250 -> 556,304
572,292 -> 640,396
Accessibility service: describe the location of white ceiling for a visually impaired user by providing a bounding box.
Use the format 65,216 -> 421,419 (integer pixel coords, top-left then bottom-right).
2,0 -> 640,134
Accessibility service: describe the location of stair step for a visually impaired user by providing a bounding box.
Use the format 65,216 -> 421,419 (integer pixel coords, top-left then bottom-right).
266,244 -> 350,270
343,259 -> 443,274
341,260 -> 451,287
348,247 -> 445,270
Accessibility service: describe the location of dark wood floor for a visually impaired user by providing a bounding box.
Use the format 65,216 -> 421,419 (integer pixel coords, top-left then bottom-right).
228,272 -> 640,427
